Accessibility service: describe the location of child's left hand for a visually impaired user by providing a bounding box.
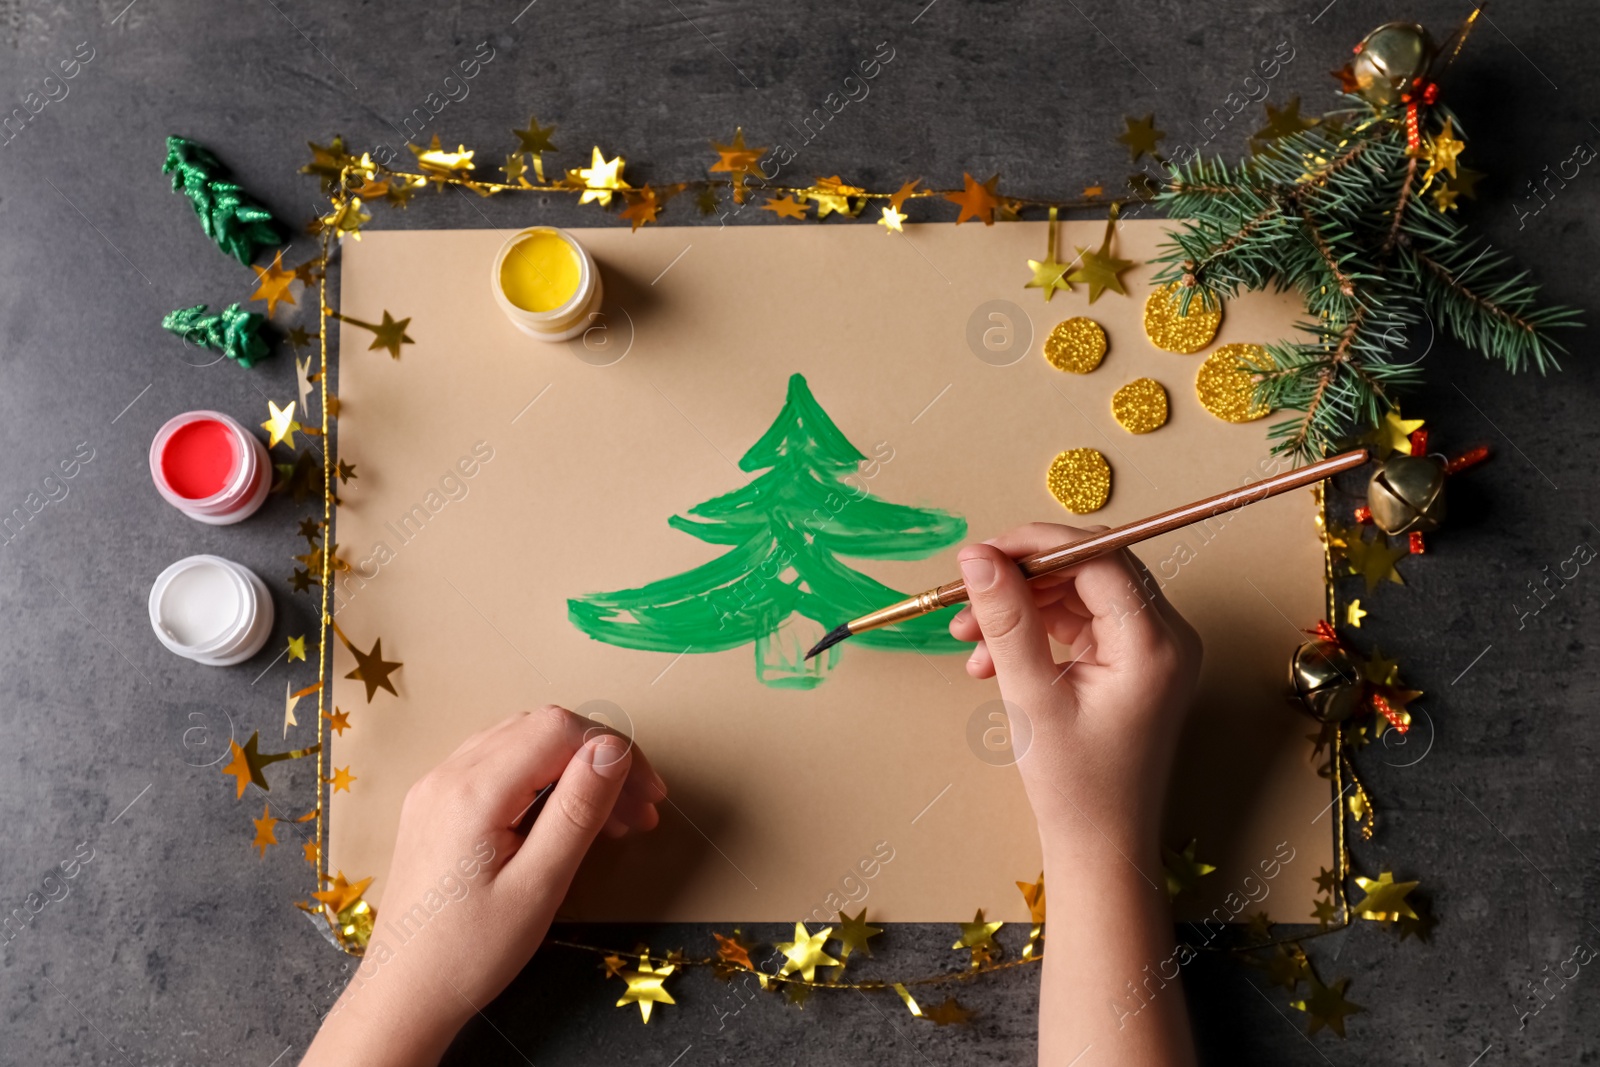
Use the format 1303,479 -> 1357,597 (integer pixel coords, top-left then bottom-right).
303,706 -> 667,1067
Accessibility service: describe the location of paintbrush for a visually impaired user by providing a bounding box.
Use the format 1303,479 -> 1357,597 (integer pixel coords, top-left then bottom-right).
804,447 -> 1368,660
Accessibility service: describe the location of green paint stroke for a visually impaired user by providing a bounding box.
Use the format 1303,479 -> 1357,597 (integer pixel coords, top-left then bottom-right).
567,373 -> 969,688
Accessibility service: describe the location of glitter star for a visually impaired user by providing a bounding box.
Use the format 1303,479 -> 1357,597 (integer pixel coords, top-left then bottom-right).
876,204 -> 907,233
1024,254 -> 1073,301
761,194 -> 809,220
951,909 -> 1003,968
833,908 -> 883,962
328,766 -> 357,793
615,957 -> 676,1023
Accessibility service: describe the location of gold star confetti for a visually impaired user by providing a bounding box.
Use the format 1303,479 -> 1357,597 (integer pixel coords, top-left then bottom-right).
1364,408 -> 1425,458
784,982 -> 813,1009
1024,205 -> 1074,302
889,179 -> 921,211
336,623 -> 403,702
301,135 -> 360,193
250,251 -> 298,316
1068,213 -> 1137,302
709,128 -> 765,202
602,954 -> 628,978
799,175 -> 864,219
620,186 -> 661,231
924,997 -> 976,1026
319,196 -> 371,240
1142,281 -> 1222,353
1117,114 -> 1165,162
1292,974 -> 1364,1038
1396,896 -> 1438,942
1163,839 -> 1217,899
287,325 -> 317,350
1252,97 -> 1317,149
340,310 -> 414,360
616,957 -> 676,1023
251,803 -> 279,857
776,922 -> 841,983
1344,531 -> 1408,591
1422,118 -> 1465,184
328,766 -> 357,793
302,840 -> 320,866
877,204 -> 907,233
1433,185 -> 1459,212
261,400 -> 301,449
288,568 -> 314,593
1310,897 -> 1338,928
761,194 -> 810,220
833,908 -> 883,962
313,871 -> 373,915
712,930 -> 756,972
284,679 -> 302,737
945,172 -> 1000,225
295,354 -> 316,415
1264,944 -> 1311,990
1047,447 -> 1112,514
1043,316 -> 1107,374
1352,872 -> 1419,922
323,707 -> 352,736
1195,344 -> 1272,423
1345,599 -> 1368,627
1017,872 -> 1046,959
502,153 -> 528,186
1111,377 -> 1169,434
221,732 -> 321,798
1314,866 -> 1340,894
1446,165 -> 1483,200
1360,647 -> 1400,687
409,134 -> 476,186
512,115 -> 558,156
286,634 -> 307,662
951,909 -> 1003,968
577,146 -> 629,206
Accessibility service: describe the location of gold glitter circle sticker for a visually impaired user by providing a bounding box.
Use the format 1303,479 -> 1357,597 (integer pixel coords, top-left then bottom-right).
1111,378 -> 1169,434
1043,317 -> 1107,374
1196,343 -> 1272,423
1143,282 -> 1222,354
1046,448 -> 1111,513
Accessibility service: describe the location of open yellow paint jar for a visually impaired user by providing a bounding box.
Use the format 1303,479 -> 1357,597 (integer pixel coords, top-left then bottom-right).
490,226 -> 604,341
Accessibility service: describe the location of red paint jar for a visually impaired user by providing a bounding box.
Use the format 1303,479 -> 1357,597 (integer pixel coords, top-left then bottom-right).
149,411 -> 270,524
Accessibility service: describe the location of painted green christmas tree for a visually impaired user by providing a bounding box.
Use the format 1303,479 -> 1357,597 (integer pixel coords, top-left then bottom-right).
568,373 -> 968,689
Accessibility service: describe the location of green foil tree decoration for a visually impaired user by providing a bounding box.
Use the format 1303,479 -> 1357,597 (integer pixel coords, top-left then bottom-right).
162,303 -> 270,368
568,373 -> 968,689
162,135 -> 282,265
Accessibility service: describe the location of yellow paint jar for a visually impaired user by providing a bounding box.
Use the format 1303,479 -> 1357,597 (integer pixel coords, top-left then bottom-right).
490,226 -> 603,341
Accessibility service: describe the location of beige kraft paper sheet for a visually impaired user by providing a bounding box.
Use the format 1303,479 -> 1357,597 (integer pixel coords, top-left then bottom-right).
330,219 -> 1331,923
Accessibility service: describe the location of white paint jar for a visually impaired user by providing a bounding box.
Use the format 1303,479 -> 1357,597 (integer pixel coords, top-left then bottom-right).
148,555 -> 274,666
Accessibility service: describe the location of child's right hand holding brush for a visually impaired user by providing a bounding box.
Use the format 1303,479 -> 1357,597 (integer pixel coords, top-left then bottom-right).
951,522 -> 1202,1067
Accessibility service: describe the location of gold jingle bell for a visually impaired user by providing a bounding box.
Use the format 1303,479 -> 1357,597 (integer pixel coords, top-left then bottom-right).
1290,639 -> 1365,723
1367,453 -> 1446,535
1351,22 -> 1436,107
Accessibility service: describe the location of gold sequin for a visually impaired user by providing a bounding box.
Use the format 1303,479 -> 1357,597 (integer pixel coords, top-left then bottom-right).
1046,448 -> 1111,513
1196,344 -> 1272,423
1142,282 -> 1222,354
1043,317 -> 1107,374
1112,378 -> 1169,434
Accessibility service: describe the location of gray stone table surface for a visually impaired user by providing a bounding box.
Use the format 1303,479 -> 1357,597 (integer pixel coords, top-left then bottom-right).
1,0 -> 1596,1063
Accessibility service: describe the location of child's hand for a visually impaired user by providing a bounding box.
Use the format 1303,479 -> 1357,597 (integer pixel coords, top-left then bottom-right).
949,523 -> 1201,858
303,707 -> 667,1067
